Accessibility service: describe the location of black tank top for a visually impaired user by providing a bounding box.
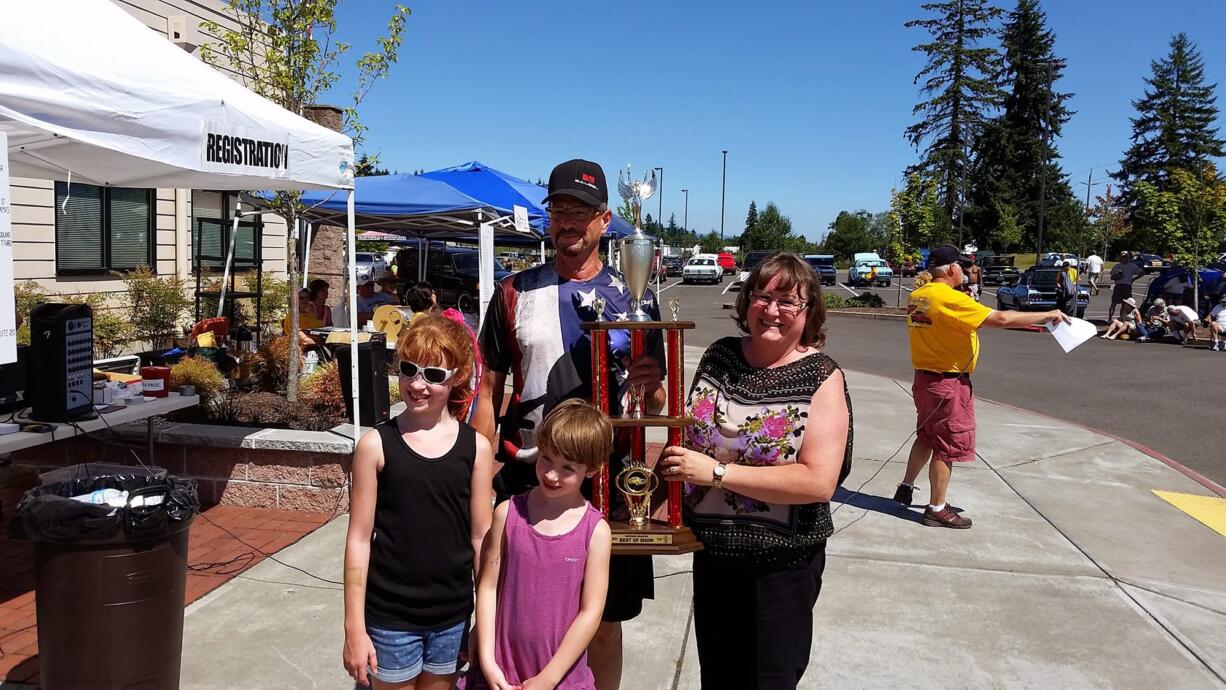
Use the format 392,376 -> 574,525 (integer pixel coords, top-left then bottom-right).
365,418 -> 476,631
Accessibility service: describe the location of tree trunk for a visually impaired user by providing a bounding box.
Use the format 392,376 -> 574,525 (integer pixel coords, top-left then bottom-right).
286,213 -> 299,401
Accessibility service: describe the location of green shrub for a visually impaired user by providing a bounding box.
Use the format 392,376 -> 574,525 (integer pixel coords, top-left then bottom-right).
170,356 -> 227,403
823,292 -> 846,310
249,335 -> 301,394
844,293 -> 886,309
299,360 -> 346,421
15,281 -> 134,357
244,273 -> 290,326
123,266 -> 192,349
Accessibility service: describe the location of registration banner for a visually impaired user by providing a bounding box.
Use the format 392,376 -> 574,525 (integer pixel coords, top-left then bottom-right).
0,133 -> 16,364
200,121 -> 291,178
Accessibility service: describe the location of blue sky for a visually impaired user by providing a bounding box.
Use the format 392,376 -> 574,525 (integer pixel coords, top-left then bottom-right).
324,1 -> 1226,242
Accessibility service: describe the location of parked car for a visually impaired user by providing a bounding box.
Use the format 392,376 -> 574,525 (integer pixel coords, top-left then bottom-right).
394,243 -> 510,313
682,256 -> 722,284
995,268 -> 1089,318
716,252 -> 737,275
1038,252 -> 1082,269
804,254 -> 837,286
729,250 -> 776,291
847,252 -> 893,287
1135,252 -> 1173,274
899,259 -> 917,277
355,251 -> 388,281
661,254 -> 685,277
977,254 -> 1020,286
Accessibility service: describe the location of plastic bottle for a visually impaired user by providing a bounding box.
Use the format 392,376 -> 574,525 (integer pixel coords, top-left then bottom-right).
303,350 -> 319,376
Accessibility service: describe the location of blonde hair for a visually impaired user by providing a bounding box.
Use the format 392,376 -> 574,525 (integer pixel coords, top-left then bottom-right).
913,271 -> 933,288
537,399 -> 612,471
397,314 -> 474,417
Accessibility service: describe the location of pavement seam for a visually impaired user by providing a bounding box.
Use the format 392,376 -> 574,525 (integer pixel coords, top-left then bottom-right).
984,439 -> 1117,469
825,551 -> 1107,581
670,600 -> 694,690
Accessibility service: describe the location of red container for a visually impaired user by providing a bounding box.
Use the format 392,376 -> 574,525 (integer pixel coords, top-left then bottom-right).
140,366 -> 172,398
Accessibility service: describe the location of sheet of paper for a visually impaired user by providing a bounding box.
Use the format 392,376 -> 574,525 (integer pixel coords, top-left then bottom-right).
1045,316 -> 1097,353
0,134 -> 15,364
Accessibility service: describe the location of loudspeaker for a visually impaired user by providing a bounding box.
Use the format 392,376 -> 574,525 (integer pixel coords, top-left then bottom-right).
334,337 -> 390,427
0,345 -> 28,414
28,303 -> 97,422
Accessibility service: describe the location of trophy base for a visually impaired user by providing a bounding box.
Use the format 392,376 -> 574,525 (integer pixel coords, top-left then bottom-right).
609,520 -> 703,555
625,311 -> 653,322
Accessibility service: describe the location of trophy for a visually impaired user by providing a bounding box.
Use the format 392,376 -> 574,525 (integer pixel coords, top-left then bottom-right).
616,168 -> 657,323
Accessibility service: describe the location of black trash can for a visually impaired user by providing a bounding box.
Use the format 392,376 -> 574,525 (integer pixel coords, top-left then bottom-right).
9,471 -> 199,690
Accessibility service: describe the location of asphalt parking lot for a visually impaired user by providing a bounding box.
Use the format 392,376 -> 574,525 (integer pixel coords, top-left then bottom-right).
658,270 -> 1226,488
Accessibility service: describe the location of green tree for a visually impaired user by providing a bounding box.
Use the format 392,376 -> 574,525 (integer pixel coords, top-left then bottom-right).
1086,185 -> 1130,259
823,211 -> 875,261
699,231 -> 723,254
905,0 -> 1005,221
966,0 -> 1077,253
201,0 -> 409,399
892,173 -> 945,249
741,203 -> 808,252
1135,164 -> 1226,305
354,153 -> 390,176
1113,33 -> 1225,222
744,201 -> 759,236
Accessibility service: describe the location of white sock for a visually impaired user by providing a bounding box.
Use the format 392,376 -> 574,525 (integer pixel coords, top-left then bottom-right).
929,503 -> 946,512
899,482 -> 913,489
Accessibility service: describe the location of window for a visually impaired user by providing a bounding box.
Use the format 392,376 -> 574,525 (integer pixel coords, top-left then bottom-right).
54,182 -> 154,274
192,191 -> 260,270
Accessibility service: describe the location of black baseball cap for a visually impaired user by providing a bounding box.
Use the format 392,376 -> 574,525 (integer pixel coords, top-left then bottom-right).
543,159 -> 608,208
928,244 -> 973,267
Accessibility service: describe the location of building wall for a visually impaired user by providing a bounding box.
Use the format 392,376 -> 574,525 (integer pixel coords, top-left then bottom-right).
9,0 -> 288,303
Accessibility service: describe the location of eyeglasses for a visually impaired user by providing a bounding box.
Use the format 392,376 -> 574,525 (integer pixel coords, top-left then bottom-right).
548,206 -> 599,223
749,291 -> 807,314
398,360 -> 457,385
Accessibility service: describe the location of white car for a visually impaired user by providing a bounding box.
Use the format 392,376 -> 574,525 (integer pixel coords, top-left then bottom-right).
355,251 -> 388,281
682,257 -> 722,285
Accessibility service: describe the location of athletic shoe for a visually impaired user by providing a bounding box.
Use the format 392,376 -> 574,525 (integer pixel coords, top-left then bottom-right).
1211,342 -> 1220,351
892,484 -> 914,506
923,505 -> 972,529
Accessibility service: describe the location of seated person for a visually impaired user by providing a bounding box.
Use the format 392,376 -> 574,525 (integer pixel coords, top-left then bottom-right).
1102,297 -> 1146,340
284,288 -> 324,335
355,278 -> 382,327
307,278 -> 334,327
1143,298 -> 1170,341
1167,304 -> 1201,343
403,281 -> 438,322
1209,294 -> 1226,352
376,272 -> 401,306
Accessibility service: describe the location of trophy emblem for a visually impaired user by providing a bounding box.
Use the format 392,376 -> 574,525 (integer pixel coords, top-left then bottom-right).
669,296 -> 681,321
616,167 -> 658,322
615,465 -> 659,530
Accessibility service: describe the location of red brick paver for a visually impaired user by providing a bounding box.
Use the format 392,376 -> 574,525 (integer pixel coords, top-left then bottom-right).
0,486 -> 332,686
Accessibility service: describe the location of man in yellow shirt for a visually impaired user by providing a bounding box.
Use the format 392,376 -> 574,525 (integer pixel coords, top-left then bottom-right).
894,245 -> 1068,528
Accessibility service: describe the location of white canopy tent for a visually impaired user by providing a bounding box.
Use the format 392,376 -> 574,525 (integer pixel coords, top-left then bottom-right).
0,0 -> 368,436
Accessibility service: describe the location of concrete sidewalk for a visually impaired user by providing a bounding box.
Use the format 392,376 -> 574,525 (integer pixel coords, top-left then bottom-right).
172,354 -> 1226,689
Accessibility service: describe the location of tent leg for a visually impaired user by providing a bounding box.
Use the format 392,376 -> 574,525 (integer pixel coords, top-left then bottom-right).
216,201 -> 242,318
347,191 -> 361,439
302,221 -> 313,288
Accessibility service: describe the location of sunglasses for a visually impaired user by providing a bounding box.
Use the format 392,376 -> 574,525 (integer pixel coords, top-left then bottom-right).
398,360 -> 457,385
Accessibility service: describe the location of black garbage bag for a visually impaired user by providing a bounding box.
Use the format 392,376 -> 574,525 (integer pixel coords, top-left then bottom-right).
9,473 -> 199,543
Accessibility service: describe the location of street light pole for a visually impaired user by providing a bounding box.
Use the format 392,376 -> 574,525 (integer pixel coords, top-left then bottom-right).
681,189 -> 689,235
1035,61 -> 1055,266
654,167 -> 663,231
720,150 -> 728,242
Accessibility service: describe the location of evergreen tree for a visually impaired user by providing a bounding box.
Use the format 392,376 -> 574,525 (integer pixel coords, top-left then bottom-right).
905,0 -> 1004,221
823,211 -> 875,262
744,201 -> 759,235
1113,33 -> 1225,206
966,0 -> 1076,253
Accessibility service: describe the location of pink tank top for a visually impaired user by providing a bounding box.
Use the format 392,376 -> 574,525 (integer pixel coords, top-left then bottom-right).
463,494 -> 602,690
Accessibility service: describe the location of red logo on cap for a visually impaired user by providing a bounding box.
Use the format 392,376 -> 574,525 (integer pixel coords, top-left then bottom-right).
581,174 -> 596,184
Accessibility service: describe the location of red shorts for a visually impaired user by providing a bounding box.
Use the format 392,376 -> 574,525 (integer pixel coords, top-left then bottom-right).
912,370 -> 976,463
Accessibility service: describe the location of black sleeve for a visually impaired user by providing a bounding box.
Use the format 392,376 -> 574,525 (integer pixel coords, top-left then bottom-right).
478,283 -> 512,374
645,291 -> 667,380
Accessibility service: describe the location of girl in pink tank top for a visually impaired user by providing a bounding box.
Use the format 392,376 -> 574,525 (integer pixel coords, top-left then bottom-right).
463,400 -> 613,690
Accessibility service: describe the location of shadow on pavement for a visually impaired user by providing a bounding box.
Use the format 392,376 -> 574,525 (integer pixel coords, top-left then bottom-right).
832,486 -> 924,524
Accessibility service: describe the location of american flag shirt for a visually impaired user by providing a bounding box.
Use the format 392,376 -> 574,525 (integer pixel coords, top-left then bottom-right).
478,262 -> 665,465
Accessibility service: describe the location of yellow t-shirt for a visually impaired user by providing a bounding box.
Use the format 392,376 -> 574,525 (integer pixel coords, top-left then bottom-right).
283,310 -> 324,335
907,282 -> 993,373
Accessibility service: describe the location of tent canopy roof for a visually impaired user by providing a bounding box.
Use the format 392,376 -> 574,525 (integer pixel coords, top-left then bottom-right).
0,0 -> 353,190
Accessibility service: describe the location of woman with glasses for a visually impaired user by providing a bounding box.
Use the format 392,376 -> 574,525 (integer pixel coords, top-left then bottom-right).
660,252 -> 852,689
343,315 -> 495,690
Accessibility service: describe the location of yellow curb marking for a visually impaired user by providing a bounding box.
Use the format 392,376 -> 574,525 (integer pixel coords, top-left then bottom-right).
1152,490 -> 1226,539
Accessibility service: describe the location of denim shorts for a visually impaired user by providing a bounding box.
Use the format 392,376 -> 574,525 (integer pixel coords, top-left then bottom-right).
367,620 -> 466,683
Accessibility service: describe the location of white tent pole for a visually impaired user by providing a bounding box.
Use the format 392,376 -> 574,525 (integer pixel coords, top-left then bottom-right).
347,190 -> 361,439
302,220 -> 313,288
418,236 -> 426,281
540,240 -> 545,264
216,199 -> 242,319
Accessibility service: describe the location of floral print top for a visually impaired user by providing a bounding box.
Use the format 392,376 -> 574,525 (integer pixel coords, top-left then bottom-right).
684,336 -> 853,570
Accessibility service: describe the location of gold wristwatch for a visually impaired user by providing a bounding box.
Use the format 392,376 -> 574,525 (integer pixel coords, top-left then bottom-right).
712,463 -> 727,489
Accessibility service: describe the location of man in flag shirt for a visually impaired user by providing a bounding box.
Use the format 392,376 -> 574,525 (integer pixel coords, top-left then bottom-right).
475,159 -> 665,690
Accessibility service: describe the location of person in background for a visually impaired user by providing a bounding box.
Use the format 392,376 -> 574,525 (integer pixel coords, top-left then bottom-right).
1167,304 -> 1201,344
284,288 -> 324,335
1101,297 -> 1146,340
1057,263 -> 1079,317
1108,252 -> 1145,322
404,281 -> 438,322
1208,294 -> 1226,352
355,278 -> 382,327
965,259 -> 984,302
1142,298 -> 1169,342
894,245 -> 1068,529
1085,252 -> 1104,295
1161,272 -> 1191,306
377,272 -> 401,306
465,400 -> 613,690
1065,260 -> 1079,286
343,315 -> 495,690
307,278 -> 334,327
